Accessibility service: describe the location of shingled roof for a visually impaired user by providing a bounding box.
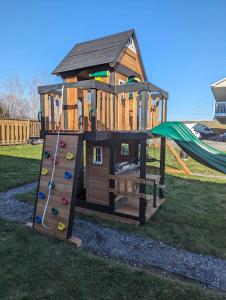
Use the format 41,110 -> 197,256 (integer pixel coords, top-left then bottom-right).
52,29 -> 146,79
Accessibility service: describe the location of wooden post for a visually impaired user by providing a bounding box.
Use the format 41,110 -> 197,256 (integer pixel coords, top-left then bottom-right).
40,94 -> 45,138
125,92 -> 130,130
27,120 -> 30,141
140,91 -> 148,131
91,88 -> 97,131
44,94 -> 49,132
132,92 -> 138,130
50,95 -> 55,132
159,97 -> 167,199
101,91 -> 106,130
109,140 -> 115,211
139,138 -> 147,223
11,121 -> 15,144
63,88 -> 68,130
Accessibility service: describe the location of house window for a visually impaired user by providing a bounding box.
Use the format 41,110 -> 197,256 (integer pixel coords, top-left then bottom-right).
92,146 -> 103,164
121,143 -> 129,156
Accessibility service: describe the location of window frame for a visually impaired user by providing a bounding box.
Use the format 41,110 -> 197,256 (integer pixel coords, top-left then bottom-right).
92,146 -> 103,165
121,143 -> 130,156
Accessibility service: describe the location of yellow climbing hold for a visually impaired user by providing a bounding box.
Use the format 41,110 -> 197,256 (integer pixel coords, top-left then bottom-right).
66,152 -> 74,160
58,222 -> 66,231
42,168 -> 48,176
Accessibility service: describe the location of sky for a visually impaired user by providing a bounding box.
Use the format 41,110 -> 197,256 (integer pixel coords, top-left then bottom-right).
0,0 -> 226,121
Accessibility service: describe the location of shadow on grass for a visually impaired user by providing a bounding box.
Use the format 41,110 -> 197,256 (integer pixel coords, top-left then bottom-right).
0,155 -> 41,192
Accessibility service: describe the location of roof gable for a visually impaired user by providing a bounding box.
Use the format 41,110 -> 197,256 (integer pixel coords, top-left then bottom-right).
52,30 -> 147,80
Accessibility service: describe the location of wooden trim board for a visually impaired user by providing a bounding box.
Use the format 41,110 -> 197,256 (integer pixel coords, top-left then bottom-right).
26,222 -> 81,247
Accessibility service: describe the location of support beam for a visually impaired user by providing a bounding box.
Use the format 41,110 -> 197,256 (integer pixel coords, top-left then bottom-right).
140,90 -> 148,131
109,140 -> 115,211
40,94 -> 45,138
63,87 -> 68,130
159,97 -> 167,199
91,89 -> 97,131
38,80 -> 168,99
139,138 -> 147,223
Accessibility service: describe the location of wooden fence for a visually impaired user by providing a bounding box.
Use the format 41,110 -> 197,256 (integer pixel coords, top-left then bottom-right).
0,119 -> 40,145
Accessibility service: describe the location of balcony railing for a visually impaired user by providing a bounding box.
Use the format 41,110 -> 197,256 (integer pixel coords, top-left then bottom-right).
214,101 -> 226,117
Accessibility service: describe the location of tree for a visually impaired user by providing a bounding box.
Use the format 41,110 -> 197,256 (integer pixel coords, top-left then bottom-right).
27,72 -> 51,119
0,72 -> 52,119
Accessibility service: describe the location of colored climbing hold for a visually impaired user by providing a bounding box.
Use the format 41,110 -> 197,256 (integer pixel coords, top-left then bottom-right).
48,181 -> 55,189
64,171 -> 72,180
42,168 -> 48,176
66,152 -> 74,160
61,197 -> 69,205
51,207 -> 58,216
35,216 -> 42,224
51,157 -> 58,164
59,140 -> 66,148
38,192 -> 45,200
58,222 -> 66,231
44,151 -> 51,158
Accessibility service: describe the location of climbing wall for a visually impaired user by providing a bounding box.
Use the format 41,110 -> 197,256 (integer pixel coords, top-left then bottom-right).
33,133 -> 83,240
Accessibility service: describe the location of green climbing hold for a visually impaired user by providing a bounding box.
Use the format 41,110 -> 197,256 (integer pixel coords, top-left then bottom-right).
44,151 -> 51,159
48,181 -> 55,189
51,207 -> 58,216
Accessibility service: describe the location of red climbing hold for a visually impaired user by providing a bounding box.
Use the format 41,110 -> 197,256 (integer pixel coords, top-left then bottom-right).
59,141 -> 66,148
61,197 -> 69,205
51,157 -> 58,164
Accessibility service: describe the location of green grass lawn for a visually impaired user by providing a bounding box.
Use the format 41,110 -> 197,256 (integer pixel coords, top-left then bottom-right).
0,219 -> 225,300
0,144 -> 42,191
11,143 -> 226,259
148,144 -> 223,176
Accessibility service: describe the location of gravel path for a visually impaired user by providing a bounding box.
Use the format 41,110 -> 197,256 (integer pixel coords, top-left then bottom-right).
1,183 -> 226,291
73,219 -> 226,291
0,182 -> 37,223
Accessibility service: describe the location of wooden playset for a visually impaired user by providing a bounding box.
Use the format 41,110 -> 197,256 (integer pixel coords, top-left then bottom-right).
32,29 -> 171,244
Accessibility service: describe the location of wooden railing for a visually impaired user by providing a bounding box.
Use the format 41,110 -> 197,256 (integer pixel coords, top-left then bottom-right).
0,119 -> 40,145
38,80 -> 168,134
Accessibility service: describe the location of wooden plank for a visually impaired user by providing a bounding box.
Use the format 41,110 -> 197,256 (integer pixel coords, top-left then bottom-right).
83,89 -> 89,131
132,93 -> 138,130
66,77 -> 78,131
75,207 -> 139,225
140,91 -> 148,131
38,80 -> 114,94
166,140 -> 192,176
26,222 -> 81,247
34,134 -> 82,240
96,90 -> 101,130
125,92 -> 130,130
101,91 -> 106,130
50,96 -> 55,131
110,94 -> 114,130
91,89 -> 97,131
44,94 -> 49,131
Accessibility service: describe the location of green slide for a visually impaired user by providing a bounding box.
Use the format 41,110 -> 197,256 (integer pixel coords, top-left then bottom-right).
150,122 -> 226,174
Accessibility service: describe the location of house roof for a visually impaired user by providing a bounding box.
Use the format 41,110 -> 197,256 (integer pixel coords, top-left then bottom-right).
211,77 -> 226,87
52,29 -> 147,79
211,77 -> 226,102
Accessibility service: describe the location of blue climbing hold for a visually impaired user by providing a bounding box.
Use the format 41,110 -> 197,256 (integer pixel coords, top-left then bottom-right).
64,171 -> 72,180
35,216 -> 42,224
38,192 -> 45,200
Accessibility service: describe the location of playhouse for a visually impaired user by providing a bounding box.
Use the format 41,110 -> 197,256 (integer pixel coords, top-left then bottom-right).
33,30 -> 168,243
